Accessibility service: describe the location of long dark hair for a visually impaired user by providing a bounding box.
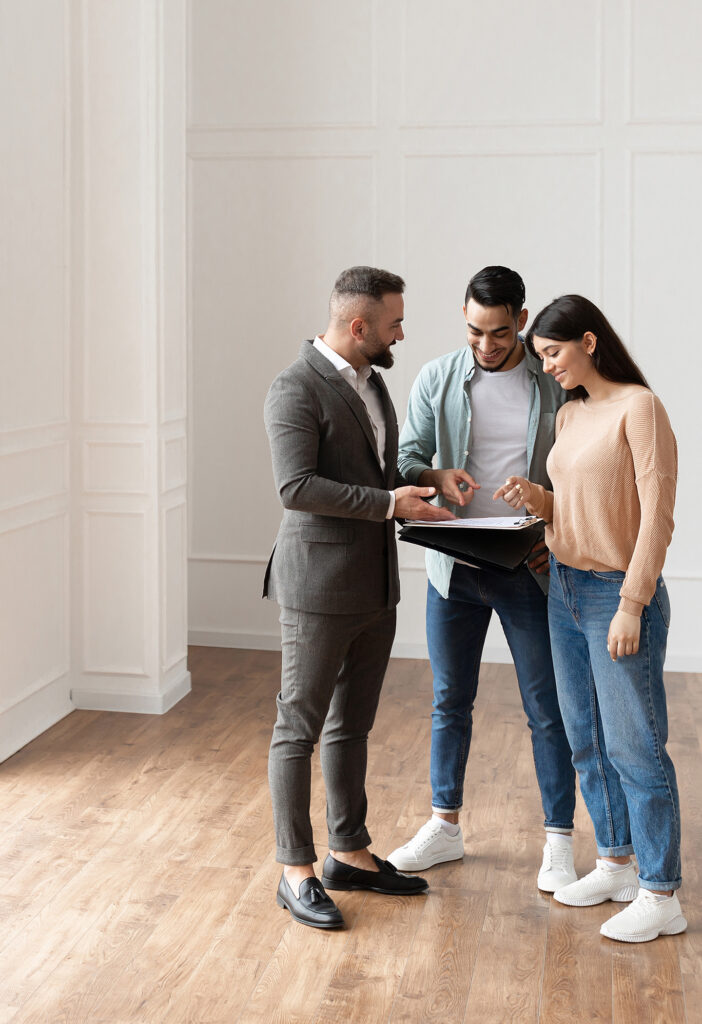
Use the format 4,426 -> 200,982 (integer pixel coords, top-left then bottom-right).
526,295 -> 649,400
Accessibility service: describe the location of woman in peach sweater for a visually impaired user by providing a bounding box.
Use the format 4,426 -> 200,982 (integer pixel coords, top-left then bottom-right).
495,294 -> 685,944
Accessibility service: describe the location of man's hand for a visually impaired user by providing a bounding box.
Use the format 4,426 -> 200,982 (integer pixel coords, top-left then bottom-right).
607,610 -> 641,661
394,486 -> 456,521
419,468 -> 480,507
527,541 -> 550,575
493,475 -> 533,508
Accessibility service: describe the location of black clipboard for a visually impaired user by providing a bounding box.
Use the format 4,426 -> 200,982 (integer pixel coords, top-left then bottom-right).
398,522 -> 543,573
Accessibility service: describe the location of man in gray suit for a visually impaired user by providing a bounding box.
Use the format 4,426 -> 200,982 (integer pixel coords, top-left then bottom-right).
264,266 -> 453,929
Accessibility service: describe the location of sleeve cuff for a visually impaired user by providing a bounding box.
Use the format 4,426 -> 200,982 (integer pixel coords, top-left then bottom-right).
618,596 -> 644,617
386,491 -> 396,519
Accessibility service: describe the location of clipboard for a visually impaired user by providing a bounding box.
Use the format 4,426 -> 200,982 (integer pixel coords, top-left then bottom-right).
398,521 -> 544,573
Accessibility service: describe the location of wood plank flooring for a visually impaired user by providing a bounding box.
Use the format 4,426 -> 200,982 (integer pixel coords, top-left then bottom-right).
0,648 -> 698,1023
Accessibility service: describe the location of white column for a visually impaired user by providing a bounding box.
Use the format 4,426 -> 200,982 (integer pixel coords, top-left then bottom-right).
70,0 -> 189,713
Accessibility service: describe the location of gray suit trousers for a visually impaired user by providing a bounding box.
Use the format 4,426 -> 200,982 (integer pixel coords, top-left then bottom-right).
269,604 -> 396,865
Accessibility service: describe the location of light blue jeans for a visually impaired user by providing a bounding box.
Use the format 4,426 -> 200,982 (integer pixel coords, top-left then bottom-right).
426,563 -> 576,830
548,555 -> 682,891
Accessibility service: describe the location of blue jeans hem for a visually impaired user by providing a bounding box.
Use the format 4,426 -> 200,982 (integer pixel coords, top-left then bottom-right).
545,822 -> 574,832
596,843 -> 635,857
638,877 -> 682,892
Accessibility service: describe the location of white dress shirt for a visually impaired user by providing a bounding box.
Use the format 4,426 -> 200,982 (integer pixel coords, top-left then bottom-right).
313,336 -> 395,518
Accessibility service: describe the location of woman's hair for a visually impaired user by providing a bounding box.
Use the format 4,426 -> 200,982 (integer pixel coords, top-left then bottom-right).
526,294 -> 649,400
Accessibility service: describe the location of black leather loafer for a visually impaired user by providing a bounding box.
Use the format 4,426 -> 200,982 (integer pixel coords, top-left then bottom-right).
276,873 -> 344,929
321,853 -> 429,894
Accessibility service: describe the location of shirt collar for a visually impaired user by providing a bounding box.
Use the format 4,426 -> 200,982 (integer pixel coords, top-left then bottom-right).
314,336 -> 372,382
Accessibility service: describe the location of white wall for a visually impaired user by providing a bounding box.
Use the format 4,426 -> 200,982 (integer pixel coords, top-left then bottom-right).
0,0 -> 190,763
0,0 -> 72,760
187,0 -> 702,671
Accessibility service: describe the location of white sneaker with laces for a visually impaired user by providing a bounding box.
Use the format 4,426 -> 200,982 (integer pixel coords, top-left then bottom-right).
553,859 -> 639,907
537,839 -> 577,892
387,818 -> 464,872
600,890 -> 687,943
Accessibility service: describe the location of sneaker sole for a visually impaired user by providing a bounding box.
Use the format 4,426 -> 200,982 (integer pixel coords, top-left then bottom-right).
600,914 -> 687,943
554,883 -> 640,907
387,849 -> 464,873
276,893 -> 345,929
537,872 -> 577,893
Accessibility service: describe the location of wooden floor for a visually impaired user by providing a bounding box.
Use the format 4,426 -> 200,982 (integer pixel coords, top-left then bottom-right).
1,649 -> 700,1024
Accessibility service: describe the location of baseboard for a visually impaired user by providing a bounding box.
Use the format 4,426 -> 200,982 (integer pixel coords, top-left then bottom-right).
70,667 -> 192,714
188,629 -> 282,651
390,640 -> 513,664
0,674 -> 74,764
664,653 -> 702,672
187,629 -> 702,672
187,629 -> 514,664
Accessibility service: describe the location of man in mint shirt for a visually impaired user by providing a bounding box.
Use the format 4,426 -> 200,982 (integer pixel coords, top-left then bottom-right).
388,266 -> 577,891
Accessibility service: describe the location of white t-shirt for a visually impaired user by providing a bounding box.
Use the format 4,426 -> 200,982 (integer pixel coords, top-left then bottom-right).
464,359 -> 530,518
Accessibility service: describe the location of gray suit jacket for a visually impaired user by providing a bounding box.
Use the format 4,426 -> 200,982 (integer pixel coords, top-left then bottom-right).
263,341 -> 406,614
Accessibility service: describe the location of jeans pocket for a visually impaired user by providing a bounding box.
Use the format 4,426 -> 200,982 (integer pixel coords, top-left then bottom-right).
590,569 -> 625,582
653,579 -> 671,628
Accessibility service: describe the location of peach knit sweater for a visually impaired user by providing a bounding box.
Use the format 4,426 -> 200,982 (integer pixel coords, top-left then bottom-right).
525,387 -> 677,616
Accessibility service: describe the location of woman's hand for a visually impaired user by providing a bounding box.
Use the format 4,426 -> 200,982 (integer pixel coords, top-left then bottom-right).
493,475 -> 533,509
607,610 -> 641,661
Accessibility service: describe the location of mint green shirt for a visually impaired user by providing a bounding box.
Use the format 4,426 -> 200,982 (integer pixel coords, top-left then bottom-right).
398,340 -> 566,598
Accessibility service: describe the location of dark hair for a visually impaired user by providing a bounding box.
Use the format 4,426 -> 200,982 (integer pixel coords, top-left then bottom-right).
526,294 -> 649,400
464,265 -> 525,316
332,266 -> 405,302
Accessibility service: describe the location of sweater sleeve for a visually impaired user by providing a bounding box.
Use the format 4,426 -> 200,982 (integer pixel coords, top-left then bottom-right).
523,402 -> 567,522
524,484 -> 554,523
618,393 -> 677,615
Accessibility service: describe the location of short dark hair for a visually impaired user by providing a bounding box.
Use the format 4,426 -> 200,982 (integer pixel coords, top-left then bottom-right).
526,294 -> 649,400
464,266 -> 525,316
332,266 -> 405,303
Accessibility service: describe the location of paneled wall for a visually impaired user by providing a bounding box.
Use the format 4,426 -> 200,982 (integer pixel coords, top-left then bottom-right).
188,0 -> 702,669
0,0 -> 72,759
1,0 -> 189,762
69,0 -> 190,714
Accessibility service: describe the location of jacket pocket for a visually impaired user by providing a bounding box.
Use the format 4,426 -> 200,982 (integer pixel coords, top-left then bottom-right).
301,525 -> 354,544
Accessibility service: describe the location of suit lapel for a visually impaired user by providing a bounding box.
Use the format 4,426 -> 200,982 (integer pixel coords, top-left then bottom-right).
302,342 -> 383,470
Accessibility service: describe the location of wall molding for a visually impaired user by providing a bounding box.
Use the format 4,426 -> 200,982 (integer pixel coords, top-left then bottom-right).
71,665 -> 191,714
626,0 -> 702,126
0,673 -> 73,764
187,552 -> 702,585
399,0 -> 604,129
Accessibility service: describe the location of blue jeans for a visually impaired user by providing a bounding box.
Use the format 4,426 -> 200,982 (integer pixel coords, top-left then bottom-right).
426,563 -> 576,830
548,556 -> 682,891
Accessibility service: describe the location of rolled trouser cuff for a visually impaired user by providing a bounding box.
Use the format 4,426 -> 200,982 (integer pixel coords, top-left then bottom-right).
327,826 -> 371,852
276,842 -> 317,866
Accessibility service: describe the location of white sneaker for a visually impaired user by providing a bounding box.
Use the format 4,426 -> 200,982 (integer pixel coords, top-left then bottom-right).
554,859 -> 639,907
387,818 -> 464,871
537,839 -> 577,892
600,890 -> 687,943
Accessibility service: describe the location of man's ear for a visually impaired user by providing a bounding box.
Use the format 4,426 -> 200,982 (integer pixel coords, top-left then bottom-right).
349,317 -> 364,341
517,308 -> 528,332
